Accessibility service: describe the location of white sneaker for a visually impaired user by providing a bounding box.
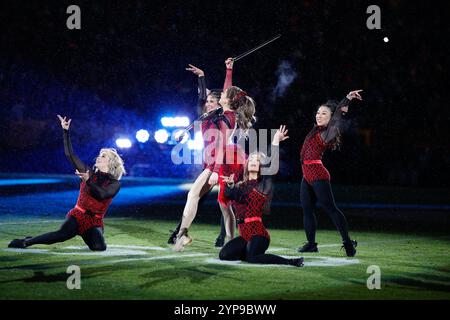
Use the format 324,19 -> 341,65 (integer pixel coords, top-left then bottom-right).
173,228 -> 192,252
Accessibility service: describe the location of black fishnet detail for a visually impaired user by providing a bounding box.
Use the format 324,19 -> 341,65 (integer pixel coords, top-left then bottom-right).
67,176 -> 113,235
233,185 -> 270,241
300,128 -> 331,184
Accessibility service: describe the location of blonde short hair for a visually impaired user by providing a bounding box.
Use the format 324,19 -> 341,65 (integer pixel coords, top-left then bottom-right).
97,148 -> 126,180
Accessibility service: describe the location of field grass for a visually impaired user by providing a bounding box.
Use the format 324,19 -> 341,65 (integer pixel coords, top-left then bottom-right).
1,218 -> 449,300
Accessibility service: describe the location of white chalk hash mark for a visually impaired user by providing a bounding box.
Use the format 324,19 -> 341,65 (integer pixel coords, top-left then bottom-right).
205,256 -> 359,268
64,245 -> 168,251
109,253 -> 212,264
3,247 -> 147,256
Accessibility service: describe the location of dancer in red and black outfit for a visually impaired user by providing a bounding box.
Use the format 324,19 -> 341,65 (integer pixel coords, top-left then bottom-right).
219,126 -> 304,267
174,65 -> 255,251
168,58 -> 244,247
8,115 -> 125,251
298,90 -> 362,257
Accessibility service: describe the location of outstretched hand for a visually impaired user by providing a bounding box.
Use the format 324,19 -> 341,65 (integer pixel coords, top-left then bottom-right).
272,125 -> 289,145
186,64 -> 204,77
75,169 -> 89,182
220,173 -> 235,186
174,130 -> 188,142
346,90 -> 363,101
57,115 -> 71,130
225,57 -> 234,70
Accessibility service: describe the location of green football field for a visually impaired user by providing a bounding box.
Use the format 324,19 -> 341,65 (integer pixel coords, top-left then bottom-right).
1,217 -> 449,300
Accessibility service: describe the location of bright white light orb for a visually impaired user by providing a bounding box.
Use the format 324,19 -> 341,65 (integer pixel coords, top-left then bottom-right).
154,129 -> 169,143
116,138 -> 132,149
136,129 -> 150,143
161,116 -> 190,127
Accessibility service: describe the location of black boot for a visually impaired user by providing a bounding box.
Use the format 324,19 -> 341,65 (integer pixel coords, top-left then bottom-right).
168,220 -> 182,245
8,237 -> 31,248
342,240 -> 357,257
168,228 -> 179,245
298,242 -> 318,253
215,234 -> 225,247
289,257 -> 304,267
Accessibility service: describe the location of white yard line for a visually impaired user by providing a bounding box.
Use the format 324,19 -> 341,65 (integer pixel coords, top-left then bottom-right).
109,253 -> 212,264
65,245 -> 168,251
0,220 -> 61,226
204,256 -> 360,268
3,247 -> 149,256
1,246 -> 358,267
266,247 -> 290,252
0,218 -> 129,226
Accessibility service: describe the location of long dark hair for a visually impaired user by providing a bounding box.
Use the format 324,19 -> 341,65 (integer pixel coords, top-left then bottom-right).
316,100 -> 342,151
241,152 -> 266,183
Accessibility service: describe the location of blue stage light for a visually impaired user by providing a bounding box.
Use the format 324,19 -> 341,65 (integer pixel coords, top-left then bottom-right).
161,116 -> 190,127
160,117 -> 173,127
0,179 -> 64,186
154,129 -> 169,143
136,129 -> 150,143
116,138 -> 132,149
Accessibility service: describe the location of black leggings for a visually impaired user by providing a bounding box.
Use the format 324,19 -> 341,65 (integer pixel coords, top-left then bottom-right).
219,215 -> 226,237
219,235 -> 291,265
26,216 -> 107,251
300,178 -> 351,243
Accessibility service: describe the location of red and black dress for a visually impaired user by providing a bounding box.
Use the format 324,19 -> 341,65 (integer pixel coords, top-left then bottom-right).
300,126 -> 331,184
300,97 -> 350,185
168,70 -> 242,244
62,129 -> 120,235
67,172 -> 118,235
14,129 -> 120,251
218,143 -> 245,207
299,97 -> 353,245
198,71 -> 245,207
219,146 -> 301,266
228,179 -> 270,240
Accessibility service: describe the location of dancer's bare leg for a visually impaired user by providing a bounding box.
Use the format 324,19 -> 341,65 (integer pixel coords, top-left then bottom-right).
178,169 -> 213,234
219,203 -> 235,240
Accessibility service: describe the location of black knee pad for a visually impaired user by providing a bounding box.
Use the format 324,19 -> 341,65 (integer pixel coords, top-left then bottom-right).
219,250 -> 229,261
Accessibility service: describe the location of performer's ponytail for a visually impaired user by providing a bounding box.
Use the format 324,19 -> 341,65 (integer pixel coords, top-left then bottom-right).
226,86 -> 256,131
